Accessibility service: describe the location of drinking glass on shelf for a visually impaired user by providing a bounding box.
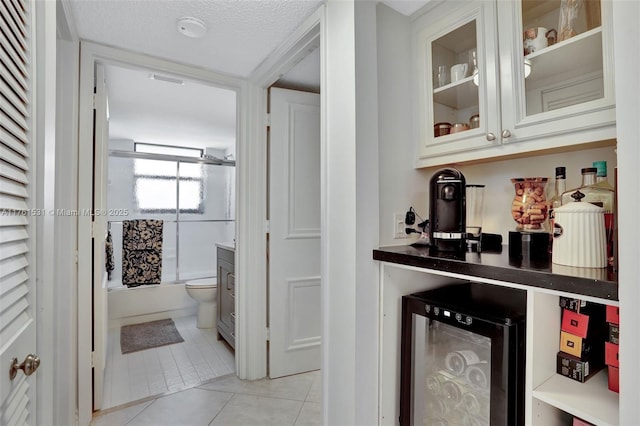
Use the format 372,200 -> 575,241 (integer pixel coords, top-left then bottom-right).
468,48 -> 478,75
437,65 -> 449,88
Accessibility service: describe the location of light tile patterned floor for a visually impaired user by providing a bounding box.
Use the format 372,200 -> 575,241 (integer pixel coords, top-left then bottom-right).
102,316 -> 235,409
91,370 -> 322,426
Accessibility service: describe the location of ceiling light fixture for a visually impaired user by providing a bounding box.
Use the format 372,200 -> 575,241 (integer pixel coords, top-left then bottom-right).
177,17 -> 207,38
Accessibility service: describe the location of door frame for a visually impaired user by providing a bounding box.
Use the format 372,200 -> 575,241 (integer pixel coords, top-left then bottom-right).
241,5 -> 323,381
76,41 -> 244,423
30,0 -> 58,423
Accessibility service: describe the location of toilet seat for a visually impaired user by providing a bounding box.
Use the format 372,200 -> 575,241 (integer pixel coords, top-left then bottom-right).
185,282 -> 216,289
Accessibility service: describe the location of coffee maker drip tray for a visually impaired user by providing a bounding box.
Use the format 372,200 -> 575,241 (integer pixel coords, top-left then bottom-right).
433,231 -> 465,239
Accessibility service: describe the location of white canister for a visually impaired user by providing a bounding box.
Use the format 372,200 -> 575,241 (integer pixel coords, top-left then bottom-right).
552,201 -> 607,268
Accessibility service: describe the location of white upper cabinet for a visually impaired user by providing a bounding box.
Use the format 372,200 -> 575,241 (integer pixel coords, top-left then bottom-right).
413,0 -> 615,168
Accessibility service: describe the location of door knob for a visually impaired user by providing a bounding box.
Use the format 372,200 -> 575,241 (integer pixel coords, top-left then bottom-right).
501,129 -> 512,139
486,133 -> 496,142
9,354 -> 40,380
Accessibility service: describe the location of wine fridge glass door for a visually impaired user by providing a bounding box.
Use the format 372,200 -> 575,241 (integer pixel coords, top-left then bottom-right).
412,316 -> 491,426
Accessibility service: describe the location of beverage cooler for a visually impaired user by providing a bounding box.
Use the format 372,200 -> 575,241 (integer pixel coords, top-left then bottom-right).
400,282 -> 527,426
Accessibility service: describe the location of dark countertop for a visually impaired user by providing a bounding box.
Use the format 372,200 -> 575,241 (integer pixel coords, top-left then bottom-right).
373,245 -> 618,301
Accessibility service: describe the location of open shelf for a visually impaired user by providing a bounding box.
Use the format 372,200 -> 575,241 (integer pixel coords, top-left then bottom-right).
433,75 -> 478,109
532,370 -> 618,426
525,27 -> 603,82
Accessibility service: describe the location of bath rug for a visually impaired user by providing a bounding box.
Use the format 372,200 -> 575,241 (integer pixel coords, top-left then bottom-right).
120,318 -> 184,354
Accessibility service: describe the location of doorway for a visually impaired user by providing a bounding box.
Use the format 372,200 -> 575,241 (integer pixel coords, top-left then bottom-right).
78,8 -> 323,420
245,10 -> 322,382
77,44 -> 243,419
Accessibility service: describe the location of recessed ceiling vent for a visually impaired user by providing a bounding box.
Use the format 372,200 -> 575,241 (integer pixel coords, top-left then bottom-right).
148,73 -> 184,85
176,17 -> 207,38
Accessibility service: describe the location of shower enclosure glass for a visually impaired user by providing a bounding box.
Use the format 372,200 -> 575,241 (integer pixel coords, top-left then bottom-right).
107,151 -> 235,287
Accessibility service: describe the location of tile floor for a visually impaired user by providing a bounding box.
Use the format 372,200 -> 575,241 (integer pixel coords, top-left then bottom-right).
91,370 -> 322,426
102,316 -> 235,409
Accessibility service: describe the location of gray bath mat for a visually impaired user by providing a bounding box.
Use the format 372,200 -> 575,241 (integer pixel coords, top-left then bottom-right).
120,318 -> 184,354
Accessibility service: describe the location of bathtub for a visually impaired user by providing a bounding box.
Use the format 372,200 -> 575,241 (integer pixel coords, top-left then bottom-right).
108,277 -> 216,328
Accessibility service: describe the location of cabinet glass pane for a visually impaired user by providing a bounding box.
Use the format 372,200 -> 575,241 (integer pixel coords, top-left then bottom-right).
431,19 -> 479,138
412,316 -> 491,426
522,0 -> 604,116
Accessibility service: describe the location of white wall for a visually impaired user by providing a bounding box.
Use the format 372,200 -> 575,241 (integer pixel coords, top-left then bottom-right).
53,35 -> 79,426
612,1 -> 640,423
377,4 -> 433,247
354,2 -> 380,424
323,1 -> 357,423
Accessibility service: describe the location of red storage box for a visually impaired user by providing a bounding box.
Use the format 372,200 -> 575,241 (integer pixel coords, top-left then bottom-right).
573,418 -> 595,426
608,365 -> 619,393
605,341 -> 619,367
606,305 -> 619,324
562,309 -> 590,338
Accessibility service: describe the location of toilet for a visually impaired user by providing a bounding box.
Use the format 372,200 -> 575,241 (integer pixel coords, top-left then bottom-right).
185,280 -> 217,329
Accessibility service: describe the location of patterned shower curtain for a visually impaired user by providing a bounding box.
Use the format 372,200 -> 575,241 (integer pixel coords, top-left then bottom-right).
122,219 -> 164,287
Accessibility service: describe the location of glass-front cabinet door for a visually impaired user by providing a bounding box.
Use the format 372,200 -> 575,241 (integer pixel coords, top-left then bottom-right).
413,0 -> 615,168
414,1 -> 501,163
499,0 -> 615,144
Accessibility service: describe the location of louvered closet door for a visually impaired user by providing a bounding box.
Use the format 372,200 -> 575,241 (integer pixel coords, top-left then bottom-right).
0,0 -> 38,424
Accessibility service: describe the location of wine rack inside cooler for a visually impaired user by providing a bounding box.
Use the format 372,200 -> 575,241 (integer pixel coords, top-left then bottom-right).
414,319 -> 491,426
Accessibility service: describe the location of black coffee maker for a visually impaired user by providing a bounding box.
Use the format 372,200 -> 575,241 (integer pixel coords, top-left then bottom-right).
429,168 -> 466,251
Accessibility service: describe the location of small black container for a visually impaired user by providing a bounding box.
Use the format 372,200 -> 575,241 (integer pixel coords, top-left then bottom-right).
508,231 -> 550,261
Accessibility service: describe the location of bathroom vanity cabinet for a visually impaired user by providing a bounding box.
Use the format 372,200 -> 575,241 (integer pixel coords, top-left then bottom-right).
217,245 -> 235,349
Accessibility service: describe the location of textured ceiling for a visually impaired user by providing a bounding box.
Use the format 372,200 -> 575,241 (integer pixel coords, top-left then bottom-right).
67,0 -> 325,77
66,1 -> 326,151
66,0 -> 424,152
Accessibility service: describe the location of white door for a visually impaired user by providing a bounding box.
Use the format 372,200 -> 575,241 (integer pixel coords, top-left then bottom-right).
268,88 -> 321,378
92,63 -> 110,410
0,0 -> 39,422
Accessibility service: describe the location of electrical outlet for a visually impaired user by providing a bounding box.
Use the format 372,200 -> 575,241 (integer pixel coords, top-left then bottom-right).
393,212 -> 407,239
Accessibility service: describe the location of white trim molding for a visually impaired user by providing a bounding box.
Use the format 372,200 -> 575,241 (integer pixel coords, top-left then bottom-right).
239,6 -> 323,381
76,41 -> 244,424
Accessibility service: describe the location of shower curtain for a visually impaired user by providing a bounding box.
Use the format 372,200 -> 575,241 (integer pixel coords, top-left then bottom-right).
122,219 -> 164,287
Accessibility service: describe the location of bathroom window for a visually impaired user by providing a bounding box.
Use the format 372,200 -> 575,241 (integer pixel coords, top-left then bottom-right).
134,158 -> 204,214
